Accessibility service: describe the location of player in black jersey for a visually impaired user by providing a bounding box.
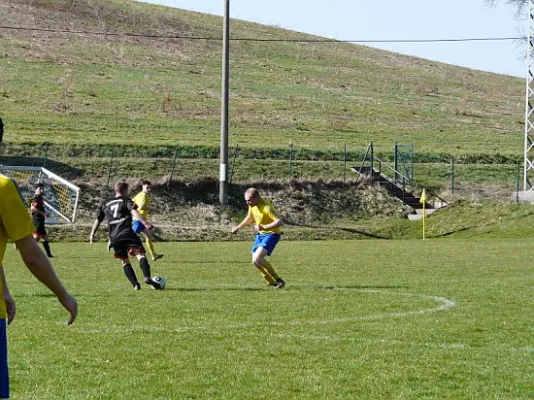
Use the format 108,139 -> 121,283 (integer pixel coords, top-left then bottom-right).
31,183 -> 53,258
89,181 -> 163,290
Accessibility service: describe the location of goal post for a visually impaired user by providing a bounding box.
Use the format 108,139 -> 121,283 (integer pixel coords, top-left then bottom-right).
0,166 -> 81,223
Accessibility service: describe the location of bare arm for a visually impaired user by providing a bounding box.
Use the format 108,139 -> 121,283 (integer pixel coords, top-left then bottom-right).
15,235 -> 77,325
132,209 -> 152,230
136,204 -> 150,213
232,214 -> 255,234
1,267 -> 15,325
257,217 -> 283,231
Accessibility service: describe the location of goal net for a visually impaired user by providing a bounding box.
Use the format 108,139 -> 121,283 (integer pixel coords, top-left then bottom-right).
0,166 -> 81,223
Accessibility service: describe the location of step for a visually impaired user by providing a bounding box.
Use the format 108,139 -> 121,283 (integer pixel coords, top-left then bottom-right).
407,209 -> 436,220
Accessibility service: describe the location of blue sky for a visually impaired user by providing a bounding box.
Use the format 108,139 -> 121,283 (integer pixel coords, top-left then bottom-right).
137,0 -> 526,77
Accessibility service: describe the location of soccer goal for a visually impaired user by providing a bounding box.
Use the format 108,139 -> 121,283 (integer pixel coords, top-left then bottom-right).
0,166 -> 81,223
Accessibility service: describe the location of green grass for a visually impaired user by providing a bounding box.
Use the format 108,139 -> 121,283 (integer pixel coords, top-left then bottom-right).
2,240 -> 534,399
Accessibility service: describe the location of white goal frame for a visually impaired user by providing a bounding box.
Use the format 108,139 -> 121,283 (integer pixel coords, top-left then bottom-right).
0,166 -> 81,223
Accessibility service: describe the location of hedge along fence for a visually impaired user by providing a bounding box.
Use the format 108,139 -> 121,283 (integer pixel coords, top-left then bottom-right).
0,142 -> 523,163
0,143 -> 525,199
0,142 -> 371,183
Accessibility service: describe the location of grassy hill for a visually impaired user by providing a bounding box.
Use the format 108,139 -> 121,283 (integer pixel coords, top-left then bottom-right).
0,0 -> 525,159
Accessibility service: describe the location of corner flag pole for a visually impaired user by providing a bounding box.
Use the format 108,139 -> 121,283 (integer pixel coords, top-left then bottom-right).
420,188 -> 427,240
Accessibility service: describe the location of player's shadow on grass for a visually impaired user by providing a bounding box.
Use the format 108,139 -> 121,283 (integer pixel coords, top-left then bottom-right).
176,260 -> 251,265
284,222 -> 389,240
162,285 -> 408,292
163,287 -> 268,292
313,285 -> 408,290
64,255 -> 107,259
432,226 -> 473,237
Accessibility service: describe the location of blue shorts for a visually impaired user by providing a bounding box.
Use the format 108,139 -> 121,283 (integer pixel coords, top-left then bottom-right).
251,233 -> 281,256
0,320 -> 9,399
132,220 -> 145,234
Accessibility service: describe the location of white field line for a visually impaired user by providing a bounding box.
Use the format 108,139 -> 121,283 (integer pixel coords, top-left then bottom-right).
229,332 -> 470,351
74,289 -> 456,335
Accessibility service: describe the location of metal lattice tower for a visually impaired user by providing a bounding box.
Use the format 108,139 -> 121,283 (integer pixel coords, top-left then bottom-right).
524,0 -> 534,190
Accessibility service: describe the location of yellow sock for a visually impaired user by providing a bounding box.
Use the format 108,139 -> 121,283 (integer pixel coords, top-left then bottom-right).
255,264 -> 277,285
259,259 -> 280,282
145,236 -> 156,258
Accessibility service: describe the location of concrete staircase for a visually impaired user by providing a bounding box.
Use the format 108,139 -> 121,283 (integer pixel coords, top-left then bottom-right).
352,166 -> 437,219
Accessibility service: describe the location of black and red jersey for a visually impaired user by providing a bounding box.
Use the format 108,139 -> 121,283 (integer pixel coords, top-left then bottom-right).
31,195 -> 45,221
96,196 -> 139,242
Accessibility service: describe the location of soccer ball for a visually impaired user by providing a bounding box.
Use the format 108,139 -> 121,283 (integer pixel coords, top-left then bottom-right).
152,275 -> 167,290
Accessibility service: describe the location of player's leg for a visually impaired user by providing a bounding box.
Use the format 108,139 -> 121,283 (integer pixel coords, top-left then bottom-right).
142,229 -> 163,261
250,235 -> 276,285
126,237 -> 162,289
252,234 -> 284,289
34,223 -> 53,258
134,253 -> 163,289
252,247 -> 282,285
113,241 -> 141,290
0,319 -> 10,399
121,258 -> 141,290
40,233 -> 53,258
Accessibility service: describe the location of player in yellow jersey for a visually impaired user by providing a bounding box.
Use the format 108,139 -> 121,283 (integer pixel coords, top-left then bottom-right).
232,187 -> 285,289
0,116 -> 77,398
132,180 -> 163,261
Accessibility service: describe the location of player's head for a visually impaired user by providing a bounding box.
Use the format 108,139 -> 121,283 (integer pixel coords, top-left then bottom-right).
35,183 -> 45,195
0,117 -> 5,156
142,180 -> 152,193
114,181 -> 129,196
244,187 -> 260,207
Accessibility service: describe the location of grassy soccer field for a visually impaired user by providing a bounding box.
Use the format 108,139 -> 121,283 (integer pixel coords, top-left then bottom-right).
2,239 -> 533,399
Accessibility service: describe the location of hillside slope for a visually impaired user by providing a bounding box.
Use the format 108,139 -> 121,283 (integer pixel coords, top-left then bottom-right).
44,179 -> 534,242
0,0 -> 524,157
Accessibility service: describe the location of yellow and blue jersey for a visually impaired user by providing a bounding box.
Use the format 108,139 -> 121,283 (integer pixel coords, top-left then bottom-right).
248,198 -> 281,234
132,191 -> 149,220
0,175 -> 36,319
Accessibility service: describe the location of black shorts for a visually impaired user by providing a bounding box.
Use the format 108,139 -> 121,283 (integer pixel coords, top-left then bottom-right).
32,217 -> 46,237
111,235 -> 146,260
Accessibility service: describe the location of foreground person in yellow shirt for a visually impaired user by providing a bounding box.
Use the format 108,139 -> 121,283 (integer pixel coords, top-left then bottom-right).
0,116 -> 78,399
232,187 -> 285,289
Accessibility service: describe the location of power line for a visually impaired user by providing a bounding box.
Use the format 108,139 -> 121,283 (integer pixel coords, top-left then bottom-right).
0,25 -> 526,43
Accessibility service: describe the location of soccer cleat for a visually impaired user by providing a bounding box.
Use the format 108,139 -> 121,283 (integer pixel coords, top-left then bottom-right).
152,254 -> 164,261
145,278 -> 162,290
134,283 -> 141,291
275,279 -> 285,289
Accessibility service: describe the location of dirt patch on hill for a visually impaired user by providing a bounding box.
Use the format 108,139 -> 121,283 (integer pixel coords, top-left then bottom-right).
62,178 -> 408,242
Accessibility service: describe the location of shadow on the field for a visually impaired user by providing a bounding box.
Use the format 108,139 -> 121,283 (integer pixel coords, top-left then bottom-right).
284,221 -> 389,240
163,287 -> 268,292
314,285 -> 408,290
432,226 -> 472,237
63,255 -> 107,259
161,285 -> 408,292
175,260 -> 251,265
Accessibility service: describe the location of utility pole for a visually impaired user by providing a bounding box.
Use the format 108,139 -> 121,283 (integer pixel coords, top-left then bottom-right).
524,0 -> 534,190
219,0 -> 230,204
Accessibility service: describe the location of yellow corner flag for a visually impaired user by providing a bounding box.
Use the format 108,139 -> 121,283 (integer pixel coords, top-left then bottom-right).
420,189 -> 426,240
420,189 -> 426,204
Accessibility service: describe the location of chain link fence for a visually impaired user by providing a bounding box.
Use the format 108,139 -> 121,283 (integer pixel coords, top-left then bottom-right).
0,142 -> 523,202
